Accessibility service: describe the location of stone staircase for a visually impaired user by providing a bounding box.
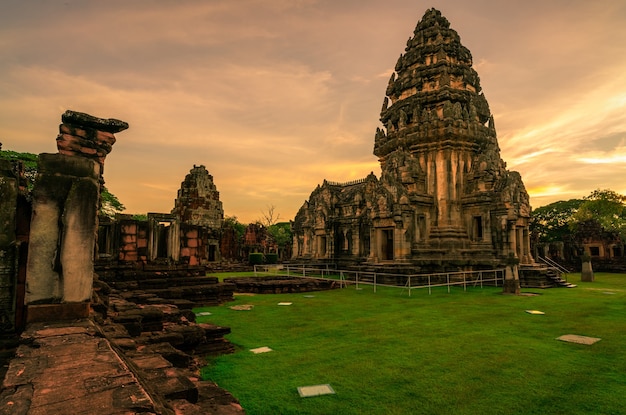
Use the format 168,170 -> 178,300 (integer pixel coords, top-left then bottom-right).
546,267 -> 577,288
519,264 -> 576,289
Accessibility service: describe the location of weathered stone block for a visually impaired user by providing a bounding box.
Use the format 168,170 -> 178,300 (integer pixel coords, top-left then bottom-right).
120,223 -> 137,234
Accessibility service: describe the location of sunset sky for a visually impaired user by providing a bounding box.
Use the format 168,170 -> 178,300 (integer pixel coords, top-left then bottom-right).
1,0 -> 625,223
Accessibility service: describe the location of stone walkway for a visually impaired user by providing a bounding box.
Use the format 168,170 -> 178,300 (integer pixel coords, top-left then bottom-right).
0,320 -> 244,415
1,320 -> 161,414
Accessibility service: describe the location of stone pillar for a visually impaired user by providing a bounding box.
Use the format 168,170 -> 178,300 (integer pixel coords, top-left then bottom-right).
502,254 -> 520,295
509,226 -> 517,257
522,227 -> 533,263
581,254 -> 594,282
25,110 -> 128,323
516,227 -> 523,259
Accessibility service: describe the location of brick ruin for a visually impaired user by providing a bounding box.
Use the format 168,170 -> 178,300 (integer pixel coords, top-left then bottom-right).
292,8 -> 532,274
0,111 -> 244,414
98,165 -> 225,268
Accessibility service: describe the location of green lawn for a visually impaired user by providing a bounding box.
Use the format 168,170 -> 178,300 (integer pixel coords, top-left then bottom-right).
197,273 -> 626,415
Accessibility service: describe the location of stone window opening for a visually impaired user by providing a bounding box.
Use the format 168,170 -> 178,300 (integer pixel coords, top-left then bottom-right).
588,246 -> 600,257
472,216 -> 483,241
156,221 -> 171,259
381,228 -> 394,260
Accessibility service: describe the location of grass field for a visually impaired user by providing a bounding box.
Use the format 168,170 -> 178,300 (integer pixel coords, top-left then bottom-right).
197,273 -> 626,415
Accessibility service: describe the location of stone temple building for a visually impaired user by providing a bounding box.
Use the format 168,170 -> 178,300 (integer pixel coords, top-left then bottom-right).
292,8 -> 532,272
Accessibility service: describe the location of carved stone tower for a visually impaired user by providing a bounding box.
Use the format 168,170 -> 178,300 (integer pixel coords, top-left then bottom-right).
292,9 -> 532,271
171,165 -> 224,262
172,165 -> 224,230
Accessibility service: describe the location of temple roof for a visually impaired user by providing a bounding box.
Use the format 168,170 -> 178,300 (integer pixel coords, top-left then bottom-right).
374,8 -> 496,160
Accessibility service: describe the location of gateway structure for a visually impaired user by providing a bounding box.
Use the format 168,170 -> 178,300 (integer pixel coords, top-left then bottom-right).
292,8 -> 532,271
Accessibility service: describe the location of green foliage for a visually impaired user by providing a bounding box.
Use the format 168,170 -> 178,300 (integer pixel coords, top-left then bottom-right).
0,148 -> 126,218
248,253 -> 264,265
531,189 -> 626,243
130,213 -> 148,221
265,253 -> 278,264
571,189 -> 626,240
0,149 -> 38,189
530,199 -> 583,242
224,216 -> 247,240
198,273 -> 626,415
267,222 -> 292,248
100,185 -> 125,218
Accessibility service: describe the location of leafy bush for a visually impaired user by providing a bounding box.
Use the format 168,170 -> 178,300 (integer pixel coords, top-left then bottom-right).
265,253 -> 278,264
248,253 -> 264,265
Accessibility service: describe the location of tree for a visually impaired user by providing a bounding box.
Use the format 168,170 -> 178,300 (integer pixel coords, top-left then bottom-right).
0,149 -> 38,190
257,206 -> 292,256
0,148 -> 125,218
223,216 -> 246,240
571,189 -> 626,240
530,189 -> 626,245
259,205 -> 281,227
530,199 -> 584,243
267,222 -> 292,248
100,186 -> 125,218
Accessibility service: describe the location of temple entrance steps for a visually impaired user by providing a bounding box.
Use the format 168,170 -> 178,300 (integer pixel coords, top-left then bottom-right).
546,268 -> 577,288
519,264 -> 576,289
537,256 -> 577,288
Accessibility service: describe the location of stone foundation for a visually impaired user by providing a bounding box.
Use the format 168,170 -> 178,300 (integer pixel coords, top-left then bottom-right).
224,276 -> 340,294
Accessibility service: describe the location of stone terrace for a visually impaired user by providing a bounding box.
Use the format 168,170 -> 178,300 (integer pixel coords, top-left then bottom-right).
1,313 -> 244,415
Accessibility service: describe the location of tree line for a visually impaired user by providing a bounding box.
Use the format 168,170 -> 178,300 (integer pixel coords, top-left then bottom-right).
530,189 -> 626,244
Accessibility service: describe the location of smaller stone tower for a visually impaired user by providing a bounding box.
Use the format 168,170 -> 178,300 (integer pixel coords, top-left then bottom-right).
171,165 -> 224,229
171,165 -> 224,262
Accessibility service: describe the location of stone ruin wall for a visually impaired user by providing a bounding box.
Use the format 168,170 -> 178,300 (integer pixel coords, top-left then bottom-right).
0,114 -> 244,414
0,156 -> 29,332
97,165 -> 225,268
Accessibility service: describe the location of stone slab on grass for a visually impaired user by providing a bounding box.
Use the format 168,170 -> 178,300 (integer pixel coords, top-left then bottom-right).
250,346 -> 273,354
525,310 -> 545,315
557,334 -> 601,345
229,304 -> 254,311
297,384 -> 335,398
278,302 -> 292,306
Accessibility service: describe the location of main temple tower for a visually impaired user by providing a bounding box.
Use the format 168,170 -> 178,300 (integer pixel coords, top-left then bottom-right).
292,8 -> 532,271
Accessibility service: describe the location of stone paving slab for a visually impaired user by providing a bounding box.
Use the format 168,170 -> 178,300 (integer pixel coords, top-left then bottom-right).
1,320 -> 157,415
557,334 -> 601,345
297,384 -> 335,398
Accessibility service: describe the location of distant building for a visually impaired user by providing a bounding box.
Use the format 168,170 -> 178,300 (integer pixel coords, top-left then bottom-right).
99,165 -> 224,265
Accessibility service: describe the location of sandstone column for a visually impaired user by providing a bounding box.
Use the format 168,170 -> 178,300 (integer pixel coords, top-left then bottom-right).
580,253 -> 594,282
25,110 -> 128,322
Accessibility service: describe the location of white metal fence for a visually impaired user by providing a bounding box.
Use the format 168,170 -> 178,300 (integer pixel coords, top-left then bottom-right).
253,264 -> 506,296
